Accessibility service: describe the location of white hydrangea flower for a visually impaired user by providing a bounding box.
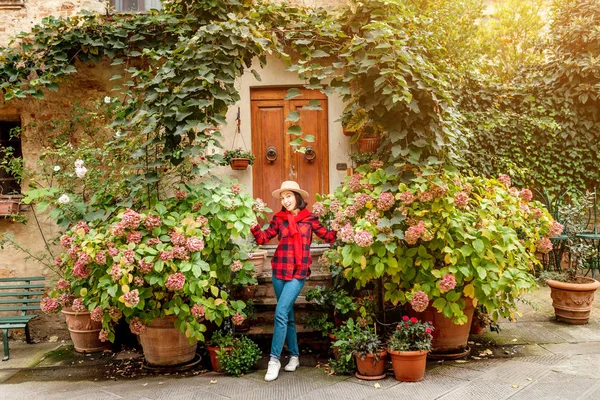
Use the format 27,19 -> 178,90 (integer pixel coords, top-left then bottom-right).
74,159 -> 84,168
58,194 -> 70,204
75,166 -> 87,178
104,96 -> 111,104
53,166 -> 61,172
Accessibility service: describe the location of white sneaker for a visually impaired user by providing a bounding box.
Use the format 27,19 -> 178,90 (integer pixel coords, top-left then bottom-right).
264,359 -> 281,382
284,356 -> 300,372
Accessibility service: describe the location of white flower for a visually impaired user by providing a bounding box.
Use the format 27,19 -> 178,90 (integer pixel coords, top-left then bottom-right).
75,166 -> 87,178
53,166 -> 61,172
58,194 -> 70,204
104,96 -> 111,104
114,130 -> 122,138
74,159 -> 84,168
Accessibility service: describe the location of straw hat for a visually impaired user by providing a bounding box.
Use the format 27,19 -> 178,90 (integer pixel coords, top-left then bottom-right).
271,181 -> 309,200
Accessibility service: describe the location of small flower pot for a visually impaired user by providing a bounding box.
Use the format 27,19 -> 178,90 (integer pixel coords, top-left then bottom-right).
357,137 -> 380,153
207,345 -> 233,372
354,349 -> 387,380
230,158 -> 250,170
388,349 -> 428,382
0,196 -> 22,216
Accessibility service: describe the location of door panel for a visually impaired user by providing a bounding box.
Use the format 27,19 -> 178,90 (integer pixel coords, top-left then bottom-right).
251,88 -> 329,225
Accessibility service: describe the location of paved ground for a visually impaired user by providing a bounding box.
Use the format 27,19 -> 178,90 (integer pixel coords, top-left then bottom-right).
1,285 -> 600,400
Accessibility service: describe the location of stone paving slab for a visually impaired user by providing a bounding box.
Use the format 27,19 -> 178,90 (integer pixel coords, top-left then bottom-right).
0,341 -> 60,369
369,374 -> 469,400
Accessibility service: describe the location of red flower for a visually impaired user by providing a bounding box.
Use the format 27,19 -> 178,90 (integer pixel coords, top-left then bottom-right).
410,317 -> 418,323
405,323 -> 409,327
425,327 -> 432,334
402,316 -> 409,321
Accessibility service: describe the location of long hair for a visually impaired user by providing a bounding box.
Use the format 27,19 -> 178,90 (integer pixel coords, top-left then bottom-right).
280,191 -> 307,211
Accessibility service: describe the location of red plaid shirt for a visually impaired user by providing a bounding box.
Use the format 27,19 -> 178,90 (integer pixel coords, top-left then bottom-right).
251,209 -> 337,280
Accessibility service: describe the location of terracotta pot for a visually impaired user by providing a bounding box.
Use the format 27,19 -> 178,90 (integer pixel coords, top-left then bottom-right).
207,345 -> 232,372
388,349 -> 428,382
354,349 -> 387,377
357,137 -> 380,153
62,309 -> 110,353
408,297 -> 475,358
230,158 -> 250,170
546,277 -> 600,325
249,249 -> 268,274
342,127 -> 354,137
138,315 -> 198,366
0,200 -> 20,215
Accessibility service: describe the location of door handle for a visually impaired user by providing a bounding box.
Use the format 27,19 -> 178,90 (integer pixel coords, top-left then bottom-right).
266,146 -> 277,163
304,146 -> 316,163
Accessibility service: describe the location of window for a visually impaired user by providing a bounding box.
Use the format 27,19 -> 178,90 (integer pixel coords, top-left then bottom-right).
109,0 -> 162,12
0,121 -> 22,195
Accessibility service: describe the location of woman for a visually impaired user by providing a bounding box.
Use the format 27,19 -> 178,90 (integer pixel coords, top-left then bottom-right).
251,181 -> 337,382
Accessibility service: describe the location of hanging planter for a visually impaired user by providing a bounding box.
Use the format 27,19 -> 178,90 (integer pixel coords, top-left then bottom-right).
229,157 -> 251,170
357,137 -> 381,153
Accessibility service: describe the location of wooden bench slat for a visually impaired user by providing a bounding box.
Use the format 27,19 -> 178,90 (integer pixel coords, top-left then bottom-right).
0,316 -> 36,323
0,284 -> 45,290
0,299 -> 41,304
0,291 -> 44,297
0,324 -> 28,329
0,277 -> 45,282
0,305 -> 41,312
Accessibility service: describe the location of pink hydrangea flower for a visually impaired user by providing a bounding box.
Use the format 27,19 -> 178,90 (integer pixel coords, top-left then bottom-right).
165,273 -> 185,291
369,160 -> 383,170
232,312 -> 245,326
72,298 -> 87,313
129,317 -> 146,335
111,222 -> 126,236
95,250 -> 106,265
54,256 -> 63,268
312,202 -> 326,217
419,191 -> 434,202
73,262 -> 90,279
377,192 -> 395,211
520,188 -> 533,202
230,183 -> 242,195
191,304 -> 205,319
57,278 -> 70,291
147,237 -> 161,246
110,264 -> 123,281
108,247 -> 119,257
405,221 -> 427,245
144,214 -> 162,230
173,245 -> 189,260
78,252 -> 92,265
330,200 -> 341,212
365,209 -> 380,224
354,193 -> 372,210
90,306 -> 104,322
196,216 -> 209,227
509,187 -> 519,197
108,307 -> 122,321
549,221 -> 564,237
536,237 -> 553,254
498,174 -> 511,187
398,191 -> 415,205
532,208 -> 543,219
175,190 -> 188,200
230,260 -> 243,273
122,209 -> 141,229
133,276 -> 145,287
123,289 -> 140,307
40,297 -> 60,314
252,198 -> 266,213
169,232 -> 186,246
439,274 -> 457,292
67,246 -> 79,259
59,293 -> 74,308
98,330 -> 109,342
348,173 -> 363,192
60,235 -> 74,248
339,224 -> 354,243
454,192 -> 469,208
123,249 -> 136,264
137,260 -> 154,274
160,250 -> 174,261
201,226 -> 211,237
410,291 -> 429,313
127,231 -> 142,244
185,237 -> 204,252
74,221 -> 90,234
354,230 -> 374,247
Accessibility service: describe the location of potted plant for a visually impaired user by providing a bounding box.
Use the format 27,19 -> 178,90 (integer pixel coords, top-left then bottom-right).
542,192 -> 600,324
220,148 -> 256,170
387,316 -> 433,382
207,330 -> 236,372
347,321 -> 387,380
340,106 -> 384,153
304,285 -> 357,337
216,334 -> 262,376
328,318 -> 360,375
316,167 -> 557,358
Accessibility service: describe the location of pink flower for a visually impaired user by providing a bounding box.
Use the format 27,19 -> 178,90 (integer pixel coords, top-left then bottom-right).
133,276 -> 145,287
110,264 -> 123,281
57,279 -> 70,291
122,209 -> 141,229
354,230 -> 374,247
90,307 -> 103,322
196,216 -> 209,227
127,231 -> 142,244
60,235 -> 74,248
230,183 -> 242,195
402,315 -> 409,321
532,208 -> 543,219
410,317 -> 418,323
191,304 -> 205,319
376,192 -> 395,211
398,191 -> 415,205
108,247 -> 119,257
72,298 -> 87,313
369,160 -> 383,170
54,256 -> 63,268
159,250 -> 174,261
439,274 -> 457,292
73,262 -> 90,279
419,191 -> 434,202
405,221 -> 427,245
111,222 -> 126,236
232,312 -> 245,326
165,273 -> 185,291
173,245 -> 189,260
354,193 -> 372,210
498,174 -> 511,187
123,249 -> 135,264
520,188 -> 533,202
252,198 -> 266,213
108,307 -> 122,321
77,252 -> 92,265
330,200 -> 341,212
74,221 -> 90,234
185,237 -> 204,252
67,246 -> 79,259
169,232 -> 186,246
123,289 -> 140,307
230,260 -> 243,273
549,221 -> 564,237
348,173 -> 363,192
129,317 -> 146,335
144,214 -> 162,230
509,187 -> 519,197
410,291 -> 429,313
98,330 -> 109,342
339,224 -> 354,243
454,191 -> 469,208
425,327 -> 432,334
536,237 -> 553,254
175,190 -> 188,200
40,297 -> 60,314
137,260 -> 154,274
95,251 -> 106,265
365,209 -> 380,224
147,237 -> 161,246
59,293 -> 74,308
312,202 -> 326,217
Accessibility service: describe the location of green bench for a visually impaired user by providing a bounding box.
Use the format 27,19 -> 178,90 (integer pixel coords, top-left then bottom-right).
0,276 -> 45,361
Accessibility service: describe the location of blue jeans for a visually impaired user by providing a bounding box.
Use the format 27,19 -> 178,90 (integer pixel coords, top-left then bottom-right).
270,276 -> 305,359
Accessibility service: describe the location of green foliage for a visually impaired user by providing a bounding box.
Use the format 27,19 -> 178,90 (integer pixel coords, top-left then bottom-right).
210,330 -> 236,348
328,318 -> 360,375
347,323 -> 382,361
216,335 -> 262,377
388,316 -> 433,352
304,285 -> 357,336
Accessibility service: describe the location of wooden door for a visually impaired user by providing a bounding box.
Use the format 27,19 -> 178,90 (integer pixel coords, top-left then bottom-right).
251,88 -> 329,223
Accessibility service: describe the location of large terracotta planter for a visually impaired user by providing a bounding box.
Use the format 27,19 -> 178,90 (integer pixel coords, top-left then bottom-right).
62,309 -> 110,353
354,349 -> 387,379
408,297 -> 475,358
207,345 -> 232,372
249,249 -> 268,274
138,315 -> 198,366
388,349 -> 428,382
546,277 -> 600,325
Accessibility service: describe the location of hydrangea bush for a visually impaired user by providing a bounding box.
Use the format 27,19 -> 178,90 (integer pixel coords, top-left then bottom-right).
41,179 -> 265,343
315,163 -> 560,324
